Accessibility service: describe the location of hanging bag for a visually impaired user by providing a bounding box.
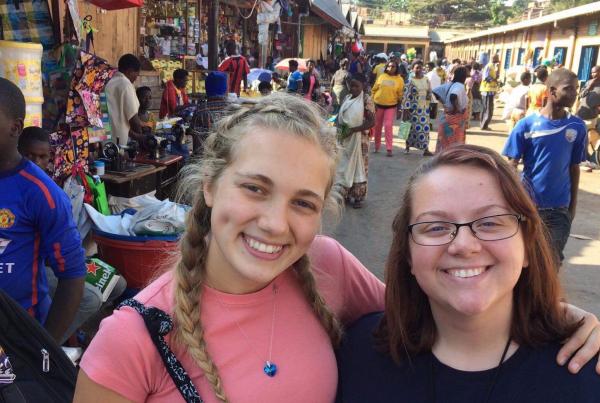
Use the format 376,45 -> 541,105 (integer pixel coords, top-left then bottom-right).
398,120 -> 411,140
0,290 -> 77,403
118,299 -> 202,403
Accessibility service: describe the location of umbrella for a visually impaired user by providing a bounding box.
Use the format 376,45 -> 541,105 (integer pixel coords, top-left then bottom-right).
274,58 -> 309,72
248,68 -> 272,83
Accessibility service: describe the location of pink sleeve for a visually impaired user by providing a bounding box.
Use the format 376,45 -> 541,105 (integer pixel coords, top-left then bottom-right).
309,236 -> 385,326
79,307 -> 160,402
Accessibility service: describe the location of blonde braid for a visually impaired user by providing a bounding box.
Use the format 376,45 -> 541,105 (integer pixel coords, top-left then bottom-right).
173,197 -> 228,403
294,255 -> 343,347
170,93 -> 341,402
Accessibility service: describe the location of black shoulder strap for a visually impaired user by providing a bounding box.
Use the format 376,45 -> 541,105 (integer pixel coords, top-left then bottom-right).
118,299 -> 203,403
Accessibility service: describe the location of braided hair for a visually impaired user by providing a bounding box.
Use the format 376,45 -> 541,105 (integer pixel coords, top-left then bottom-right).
173,93 -> 342,401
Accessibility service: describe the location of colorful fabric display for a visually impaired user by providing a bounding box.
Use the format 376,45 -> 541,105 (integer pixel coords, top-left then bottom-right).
0,0 -> 55,49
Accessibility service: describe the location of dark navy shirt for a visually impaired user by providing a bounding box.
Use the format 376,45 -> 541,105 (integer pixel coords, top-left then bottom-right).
0,159 -> 85,323
337,312 -> 600,403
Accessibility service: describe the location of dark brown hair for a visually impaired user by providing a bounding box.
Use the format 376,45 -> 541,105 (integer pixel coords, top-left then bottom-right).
376,144 -> 581,363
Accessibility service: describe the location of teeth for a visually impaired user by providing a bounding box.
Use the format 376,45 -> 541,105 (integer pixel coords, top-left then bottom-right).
448,267 -> 486,278
246,236 -> 283,254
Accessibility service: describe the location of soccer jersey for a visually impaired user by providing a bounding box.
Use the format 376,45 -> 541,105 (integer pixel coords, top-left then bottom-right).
0,159 -> 85,323
287,70 -> 303,92
502,113 -> 587,208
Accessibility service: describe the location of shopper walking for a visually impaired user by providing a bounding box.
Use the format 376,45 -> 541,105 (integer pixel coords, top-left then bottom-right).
372,61 -> 405,156
335,74 -> 375,209
331,59 -> 351,113
402,60 -> 433,156
434,66 -> 469,152
480,54 -> 500,130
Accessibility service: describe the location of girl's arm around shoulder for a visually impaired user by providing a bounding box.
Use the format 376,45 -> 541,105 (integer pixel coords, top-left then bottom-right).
308,236 -> 385,325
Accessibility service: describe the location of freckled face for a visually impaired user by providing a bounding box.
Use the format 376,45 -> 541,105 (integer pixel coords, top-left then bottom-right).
203,129 -> 332,294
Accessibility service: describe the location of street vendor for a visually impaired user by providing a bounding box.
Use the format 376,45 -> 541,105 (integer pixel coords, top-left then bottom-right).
105,54 -> 144,146
159,69 -> 190,119
136,86 -> 156,131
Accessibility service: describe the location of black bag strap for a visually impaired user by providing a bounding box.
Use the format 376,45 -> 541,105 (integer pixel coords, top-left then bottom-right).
118,299 -> 203,403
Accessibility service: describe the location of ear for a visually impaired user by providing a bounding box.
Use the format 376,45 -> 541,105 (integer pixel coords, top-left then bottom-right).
203,180 -> 214,208
11,118 -> 23,140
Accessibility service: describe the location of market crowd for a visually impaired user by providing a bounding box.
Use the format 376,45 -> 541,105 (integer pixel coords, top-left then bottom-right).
1,41 -> 600,403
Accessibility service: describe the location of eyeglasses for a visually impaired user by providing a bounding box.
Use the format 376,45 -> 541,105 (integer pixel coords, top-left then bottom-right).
408,214 -> 525,246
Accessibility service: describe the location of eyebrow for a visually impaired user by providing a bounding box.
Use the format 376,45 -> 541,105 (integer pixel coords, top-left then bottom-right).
413,204 -> 511,222
235,172 -> 324,202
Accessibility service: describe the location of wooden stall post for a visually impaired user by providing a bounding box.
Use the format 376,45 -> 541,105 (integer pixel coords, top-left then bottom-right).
208,0 -> 219,69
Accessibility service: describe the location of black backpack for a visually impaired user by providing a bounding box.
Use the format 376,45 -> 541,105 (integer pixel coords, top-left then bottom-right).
0,290 -> 77,403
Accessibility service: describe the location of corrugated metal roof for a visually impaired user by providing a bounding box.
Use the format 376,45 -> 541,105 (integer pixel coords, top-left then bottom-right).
429,29 -> 472,42
311,0 -> 352,28
364,25 -> 430,39
447,1 -> 600,43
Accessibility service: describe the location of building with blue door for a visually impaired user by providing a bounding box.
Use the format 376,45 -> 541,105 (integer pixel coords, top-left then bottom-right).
444,1 -> 600,83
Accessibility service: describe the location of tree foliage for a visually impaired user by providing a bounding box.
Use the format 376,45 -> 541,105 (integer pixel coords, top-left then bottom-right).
550,0 -> 597,11
407,0 -> 493,28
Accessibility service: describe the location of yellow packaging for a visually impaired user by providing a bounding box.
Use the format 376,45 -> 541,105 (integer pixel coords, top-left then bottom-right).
0,41 -> 43,98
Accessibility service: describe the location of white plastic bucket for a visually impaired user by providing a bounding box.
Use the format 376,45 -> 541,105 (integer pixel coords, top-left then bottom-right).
24,100 -> 43,128
0,40 -> 43,98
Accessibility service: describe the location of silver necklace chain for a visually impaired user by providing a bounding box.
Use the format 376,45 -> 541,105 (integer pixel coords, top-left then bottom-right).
212,283 -> 278,376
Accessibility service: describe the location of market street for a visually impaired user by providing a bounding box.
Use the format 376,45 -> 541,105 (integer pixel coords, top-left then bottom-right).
325,112 -> 600,317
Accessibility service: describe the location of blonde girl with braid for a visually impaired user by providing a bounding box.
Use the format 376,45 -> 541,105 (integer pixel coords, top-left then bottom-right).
74,93 -> 386,403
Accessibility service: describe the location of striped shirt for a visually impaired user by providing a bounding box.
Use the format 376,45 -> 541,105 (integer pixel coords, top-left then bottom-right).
218,55 -> 250,95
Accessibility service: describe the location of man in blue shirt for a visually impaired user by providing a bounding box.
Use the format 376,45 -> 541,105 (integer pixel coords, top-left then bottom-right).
502,68 -> 587,264
286,59 -> 303,93
0,78 -> 85,342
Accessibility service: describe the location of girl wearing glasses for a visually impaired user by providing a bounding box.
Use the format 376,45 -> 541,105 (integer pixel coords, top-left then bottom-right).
337,144 -> 600,402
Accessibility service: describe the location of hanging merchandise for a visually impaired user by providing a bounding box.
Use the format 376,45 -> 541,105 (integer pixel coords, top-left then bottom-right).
42,44 -> 78,131
88,0 -> 143,11
351,39 -> 363,55
81,15 -> 98,53
256,0 -> 281,45
140,0 -> 200,59
66,51 -> 115,129
49,126 -> 90,185
49,126 -> 74,183
0,0 -> 55,50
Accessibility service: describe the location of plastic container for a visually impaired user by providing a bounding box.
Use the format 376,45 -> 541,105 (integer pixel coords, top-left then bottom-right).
93,229 -> 180,289
24,98 -> 43,128
93,160 -> 105,176
0,41 -> 43,98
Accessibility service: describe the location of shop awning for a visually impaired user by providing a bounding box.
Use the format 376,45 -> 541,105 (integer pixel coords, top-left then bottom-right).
310,0 -> 352,29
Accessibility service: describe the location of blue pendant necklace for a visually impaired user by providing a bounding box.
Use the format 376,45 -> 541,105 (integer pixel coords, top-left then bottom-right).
214,283 -> 279,377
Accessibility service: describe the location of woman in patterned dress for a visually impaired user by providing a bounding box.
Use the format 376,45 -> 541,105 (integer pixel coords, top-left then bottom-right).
335,74 -> 375,208
403,60 -> 433,156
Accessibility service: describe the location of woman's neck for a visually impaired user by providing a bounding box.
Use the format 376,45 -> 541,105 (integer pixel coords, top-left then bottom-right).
430,298 -> 517,371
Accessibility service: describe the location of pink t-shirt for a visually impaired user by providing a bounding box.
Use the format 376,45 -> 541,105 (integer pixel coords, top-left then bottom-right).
80,235 -> 384,403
